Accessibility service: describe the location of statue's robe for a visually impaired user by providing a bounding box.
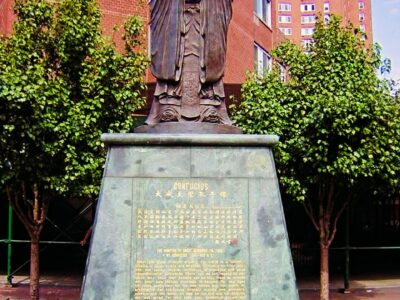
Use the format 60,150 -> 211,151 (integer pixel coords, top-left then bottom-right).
149,0 -> 233,84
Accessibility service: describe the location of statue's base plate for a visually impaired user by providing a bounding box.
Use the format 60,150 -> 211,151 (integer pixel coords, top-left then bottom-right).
134,123 -> 242,134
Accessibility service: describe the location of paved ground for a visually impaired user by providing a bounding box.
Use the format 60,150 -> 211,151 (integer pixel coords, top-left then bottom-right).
0,285 -> 80,300
2,286 -> 400,300
1,273 -> 399,299
300,288 -> 400,300
0,274 -> 81,300
298,271 -> 400,299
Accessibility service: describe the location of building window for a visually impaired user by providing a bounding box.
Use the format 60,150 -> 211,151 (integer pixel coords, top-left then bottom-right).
279,63 -> 286,82
359,13 -> 365,21
302,39 -> 314,49
254,43 -> 272,76
278,3 -> 292,12
301,27 -> 315,36
324,3 -> 330,12
255,0 -> 272,27
359,2 -> 365,9
278,15 -> 292,23
301,15 -> 316,24
324,14 -> 331,24
279,27 -> 293,35
300,4 -> 316,12
359,24 -> 366,32
148,25 -> 152,57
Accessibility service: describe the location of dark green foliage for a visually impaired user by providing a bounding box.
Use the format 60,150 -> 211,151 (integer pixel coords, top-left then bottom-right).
233,16 -> 399,299
0,0 -> 148,198
233,16 -> 400,204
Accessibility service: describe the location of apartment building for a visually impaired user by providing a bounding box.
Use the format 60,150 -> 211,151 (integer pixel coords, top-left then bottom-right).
276,0 -> 373,47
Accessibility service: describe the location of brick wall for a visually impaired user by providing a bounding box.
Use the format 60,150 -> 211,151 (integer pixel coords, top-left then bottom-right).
226,0 -> 274,84
0,0 -> 275,103
96,0 -> 274,93
0,0 -> 14,36
96,0 -> 273,86
98,0 -> 149,47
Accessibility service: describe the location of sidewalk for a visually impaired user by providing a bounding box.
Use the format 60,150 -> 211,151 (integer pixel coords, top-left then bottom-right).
300,288 -> 400,300
297,272 -> 400,299
298,272 -> 400,290
0,274 -> 81,300
1,272 -> 400,299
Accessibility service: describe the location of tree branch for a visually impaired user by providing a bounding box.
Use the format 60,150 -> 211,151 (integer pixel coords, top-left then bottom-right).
33,183 -> 40,223
38,191 -> 49,235
22,198 -> 35,225
303,200 -> 319,231
324,180 -> 335,242
20,182 -> 34,224
39,194 -> 46,224
326,180 -> 335,222
319,183 -> 326,241
327,198 -> 350,246
9,189 -> 35,233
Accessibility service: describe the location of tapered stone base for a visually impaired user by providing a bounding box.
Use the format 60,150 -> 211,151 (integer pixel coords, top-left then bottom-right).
81,134 -> 299,300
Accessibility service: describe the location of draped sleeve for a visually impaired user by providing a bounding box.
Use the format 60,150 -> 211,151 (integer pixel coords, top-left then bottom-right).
201,0 -> 233,82
149,0 -> 184,81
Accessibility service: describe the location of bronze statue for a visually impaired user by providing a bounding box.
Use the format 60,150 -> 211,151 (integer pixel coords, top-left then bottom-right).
145,0 -> 234,125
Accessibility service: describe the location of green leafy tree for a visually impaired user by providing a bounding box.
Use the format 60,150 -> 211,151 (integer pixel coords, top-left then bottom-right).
233,16 -> 400,300
0,0 -> 147,298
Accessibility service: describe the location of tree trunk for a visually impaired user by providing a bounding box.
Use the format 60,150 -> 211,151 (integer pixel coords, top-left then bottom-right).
6,184 -> 48,300
303,181 -> 349,300
30,236 -> 40,300
320,243 -> 330,300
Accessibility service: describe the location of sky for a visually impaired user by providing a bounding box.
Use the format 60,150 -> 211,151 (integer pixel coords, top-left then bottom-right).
372,0 -> 400,81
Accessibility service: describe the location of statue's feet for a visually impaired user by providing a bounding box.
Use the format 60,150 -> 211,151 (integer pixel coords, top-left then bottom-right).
160,106 -> 179,122
202,107 -> 220,123
200,104 -> 233,125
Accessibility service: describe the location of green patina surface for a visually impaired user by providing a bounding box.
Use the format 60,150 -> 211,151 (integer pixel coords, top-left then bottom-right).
81,134 -> 298,300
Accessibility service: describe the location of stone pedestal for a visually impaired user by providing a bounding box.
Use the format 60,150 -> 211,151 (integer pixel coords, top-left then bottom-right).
81,134 -> 299,300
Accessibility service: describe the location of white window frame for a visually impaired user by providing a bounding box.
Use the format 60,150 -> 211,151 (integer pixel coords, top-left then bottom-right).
279,27 -> 292,36
148,25 -> 152,58
301,15 -> 316,24
324,3 -> 330,12
300,4 -> 316,12
278,3 -> 292,12
254,43 -> 272,76
278,15 -> 292,23
301,27 -> 315,36
301,39 -> 314,49
358,2 -> 365,9
279,63 -> 286,82
255,0 -> 272,27
359,13 -> 365,21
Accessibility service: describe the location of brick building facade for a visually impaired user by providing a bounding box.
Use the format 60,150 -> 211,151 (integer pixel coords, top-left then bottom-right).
96,0 -> 281,101
0,0 -> 13,36
0,0 -> 280,102
276,0 -> 373,47
0,0 -> 372,104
